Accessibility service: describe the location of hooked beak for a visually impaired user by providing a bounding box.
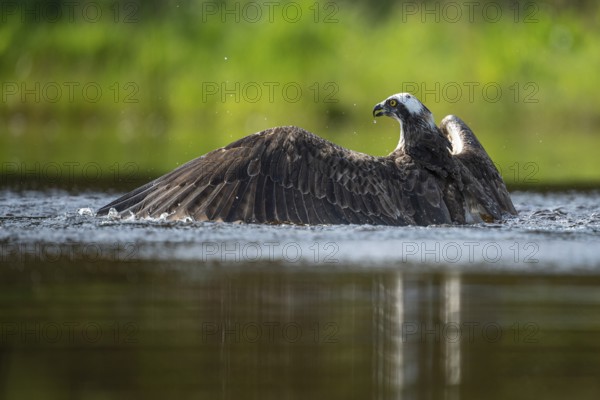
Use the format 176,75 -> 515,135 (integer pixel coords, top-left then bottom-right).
373,102 -> 387,117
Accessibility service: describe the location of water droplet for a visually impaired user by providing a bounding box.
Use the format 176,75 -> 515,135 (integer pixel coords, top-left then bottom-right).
77,208 -> 94,216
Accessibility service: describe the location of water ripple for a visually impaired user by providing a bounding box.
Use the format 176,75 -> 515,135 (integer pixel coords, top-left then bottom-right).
1,189 -> 599,271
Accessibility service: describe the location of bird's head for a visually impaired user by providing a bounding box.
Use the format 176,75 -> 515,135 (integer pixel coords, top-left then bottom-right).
373,93 -> 437,150
373,93 -> 435,126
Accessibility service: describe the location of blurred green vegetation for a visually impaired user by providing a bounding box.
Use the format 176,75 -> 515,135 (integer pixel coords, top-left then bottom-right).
1,0 -> 600,187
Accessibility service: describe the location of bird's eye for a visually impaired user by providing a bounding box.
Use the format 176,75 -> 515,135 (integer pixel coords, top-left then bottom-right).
388,99 -> 398,107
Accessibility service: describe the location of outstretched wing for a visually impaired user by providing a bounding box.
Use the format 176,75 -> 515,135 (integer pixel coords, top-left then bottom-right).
440,115 -> 517,218
98,126 -> 452,225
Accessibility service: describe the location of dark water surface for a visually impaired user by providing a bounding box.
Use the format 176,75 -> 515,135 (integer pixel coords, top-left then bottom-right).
1,189 -> 600,399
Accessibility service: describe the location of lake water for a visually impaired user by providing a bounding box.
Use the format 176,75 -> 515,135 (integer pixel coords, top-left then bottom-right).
1,189 -> 600,399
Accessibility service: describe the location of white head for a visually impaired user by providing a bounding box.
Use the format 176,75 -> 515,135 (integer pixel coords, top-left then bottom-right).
373,93 -> 435,126
373,92 -> 436,149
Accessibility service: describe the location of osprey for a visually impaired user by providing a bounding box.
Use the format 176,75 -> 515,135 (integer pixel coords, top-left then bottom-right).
97,93 -> 517,225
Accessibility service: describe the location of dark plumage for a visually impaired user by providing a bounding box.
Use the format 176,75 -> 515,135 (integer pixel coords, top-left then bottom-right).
97,93 -> 517,225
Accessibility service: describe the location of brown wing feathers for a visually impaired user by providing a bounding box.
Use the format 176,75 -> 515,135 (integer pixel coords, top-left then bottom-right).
440,116 -> 517,217
98,126 -> 414,225
99,125 -> 511,226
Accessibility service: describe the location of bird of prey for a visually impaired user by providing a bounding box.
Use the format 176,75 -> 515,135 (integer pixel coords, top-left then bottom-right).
97,92 -> 517,226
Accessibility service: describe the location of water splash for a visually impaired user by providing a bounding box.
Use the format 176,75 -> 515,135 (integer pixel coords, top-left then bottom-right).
2,189 -> 599,270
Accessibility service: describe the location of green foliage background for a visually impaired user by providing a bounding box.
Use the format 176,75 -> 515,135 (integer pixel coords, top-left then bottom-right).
1,0 -> 600,187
